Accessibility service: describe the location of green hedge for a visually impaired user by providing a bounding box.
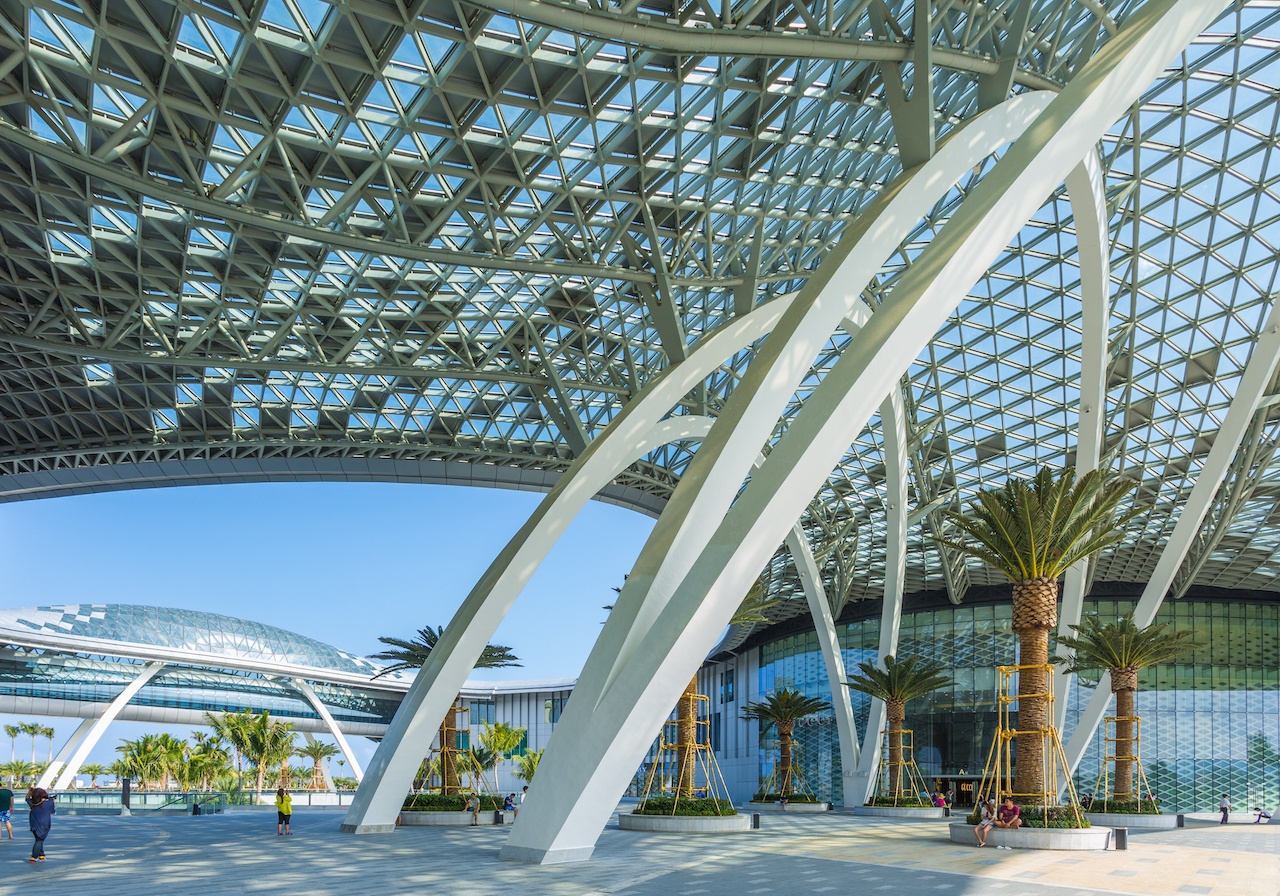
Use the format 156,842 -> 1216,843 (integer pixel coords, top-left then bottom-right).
964,804 -> 1090,828
1084,799 -> 1162,815
633,797 -> 737,817
751,793 -> 820,804
865,796 -> 934,808
401,794 -> 505,812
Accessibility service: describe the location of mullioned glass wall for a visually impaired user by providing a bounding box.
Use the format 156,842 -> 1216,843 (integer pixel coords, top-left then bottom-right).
756,597 -> 1280,812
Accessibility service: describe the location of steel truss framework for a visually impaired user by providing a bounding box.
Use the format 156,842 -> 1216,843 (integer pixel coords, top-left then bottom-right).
1,0 -> 1279,859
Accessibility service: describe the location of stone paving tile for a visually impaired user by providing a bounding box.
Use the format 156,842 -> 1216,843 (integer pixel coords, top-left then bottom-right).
4,807 -> 1278,896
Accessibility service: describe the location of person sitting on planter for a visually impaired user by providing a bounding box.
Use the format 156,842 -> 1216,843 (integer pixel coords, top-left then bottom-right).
973,799 -> 996,846
993,797 -> 1022,830
465,793 -> 480,826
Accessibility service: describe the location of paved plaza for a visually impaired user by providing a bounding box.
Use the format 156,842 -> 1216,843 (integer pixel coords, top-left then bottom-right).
3,806 -> 1277,896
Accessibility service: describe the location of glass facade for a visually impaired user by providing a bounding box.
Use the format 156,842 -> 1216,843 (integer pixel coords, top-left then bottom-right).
756,598 -> 1280,812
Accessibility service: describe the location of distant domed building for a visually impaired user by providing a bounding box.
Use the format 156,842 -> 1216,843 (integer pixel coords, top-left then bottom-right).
0,603 -> 410,788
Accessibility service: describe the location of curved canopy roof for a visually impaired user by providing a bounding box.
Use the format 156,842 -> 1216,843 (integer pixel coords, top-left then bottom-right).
1,0 -> 1278,615
0,603 -> 386,678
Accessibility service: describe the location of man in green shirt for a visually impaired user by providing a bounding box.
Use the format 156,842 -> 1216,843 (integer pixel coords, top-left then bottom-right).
0,785 -> 13,840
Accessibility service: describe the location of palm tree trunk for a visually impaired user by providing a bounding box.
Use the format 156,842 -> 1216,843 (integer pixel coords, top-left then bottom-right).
1112,668 -> 1139,802
778,720 -> 794,798
256,764 -> 267,798
1012,576 -> 1058,798
676,676 -> 699,798
441,699 -> 460,795
886,699 -> 905,798
314,758 -> 324,791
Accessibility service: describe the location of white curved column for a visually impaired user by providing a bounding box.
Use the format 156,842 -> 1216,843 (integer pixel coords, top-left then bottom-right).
786,526 -> 861,805
341,295 -> 797,832
592,92 -> 1053,707
54,662 -> 165,789
293,678 -> 364,781
38,718 -> 96,789
1062,292 -> 1280,778
851,383 -> 910,806
499,92 -> 1057,866
499,0 -> 1228,863
1055,148 -> 1111,731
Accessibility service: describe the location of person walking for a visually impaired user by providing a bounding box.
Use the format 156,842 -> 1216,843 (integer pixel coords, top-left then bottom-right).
0,782 -> 14,840
1219,794 -> 1232,824
275,787 -> 292,835
26,787 -> 54,863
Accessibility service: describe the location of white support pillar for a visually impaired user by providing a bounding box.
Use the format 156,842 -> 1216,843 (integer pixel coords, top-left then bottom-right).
851,384 -> 910,807
38,718 -> 97,790
1062,292 -> 1280,776
341,294 -> 798,833
304,732 -> 336,792
786,526 -> 861,805
293,678 -> 364,781
499,0 -> 1229,863
1055,147 -> 1111,732
54,662 -> 165,790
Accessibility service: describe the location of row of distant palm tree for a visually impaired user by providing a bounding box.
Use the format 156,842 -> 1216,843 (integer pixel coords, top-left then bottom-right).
4,722 -> 55,766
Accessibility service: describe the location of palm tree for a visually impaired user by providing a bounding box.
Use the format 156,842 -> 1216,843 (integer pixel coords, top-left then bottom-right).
1057,615 -> 1200,803
845,655 -> 953,800
936,466 -> 1138,798
240,711 -> 296,798
4,725 -> 19,763
478,721 -> 525,793
115,733 -> 184,789
205,710 -> 254,794
2,760 -> 37,785
514,748 -> 543,783
740,689 -> 832,800
42,726 -> 55,763
370,625 -> 520,795
296,741 -> 339,791
187,732 -> 231,792
671,582 -> 780,797
80,763 -> 109,788
21,722 -> 39,764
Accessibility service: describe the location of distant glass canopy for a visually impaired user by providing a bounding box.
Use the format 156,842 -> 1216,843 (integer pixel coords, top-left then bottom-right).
1,0 -> 1279,618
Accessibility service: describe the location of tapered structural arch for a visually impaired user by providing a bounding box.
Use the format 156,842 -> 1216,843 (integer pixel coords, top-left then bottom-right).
343,89 -> 1056,837
37,718 -> 96,790
293,678 -> 365,782
52,662 -> 166,790
340,293 -> 799,832
499,0 -> 1230,864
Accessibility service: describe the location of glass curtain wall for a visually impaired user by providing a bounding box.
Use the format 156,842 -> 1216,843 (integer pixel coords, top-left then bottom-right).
757,598 -> 1280,812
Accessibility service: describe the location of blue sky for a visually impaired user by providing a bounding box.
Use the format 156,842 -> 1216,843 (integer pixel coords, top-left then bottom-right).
0,481 -> 655,772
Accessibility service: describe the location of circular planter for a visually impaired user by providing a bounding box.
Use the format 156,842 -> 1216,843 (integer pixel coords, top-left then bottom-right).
856,806 -> 947,818
618,813 -> 752,833
1085,812 -> 1178,829
400,810 -> 504,826
749,801 -> 828,813
949,822 -> 1113,850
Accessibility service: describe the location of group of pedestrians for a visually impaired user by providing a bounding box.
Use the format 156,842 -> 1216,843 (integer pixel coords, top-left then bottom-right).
0,783 -> 57,863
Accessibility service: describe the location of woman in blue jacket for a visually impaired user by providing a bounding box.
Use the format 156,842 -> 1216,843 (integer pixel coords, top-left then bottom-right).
26,787 -> 54,863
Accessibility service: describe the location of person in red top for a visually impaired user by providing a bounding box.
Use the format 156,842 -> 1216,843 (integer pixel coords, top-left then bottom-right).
994,796 -> 1022,829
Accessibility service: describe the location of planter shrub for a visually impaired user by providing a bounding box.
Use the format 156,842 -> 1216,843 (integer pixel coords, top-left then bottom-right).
866,796 -> 933,808
751,792 -> 820,803
1084,799 -> 1161,815
965,805 -> 1091,828
634,797 -> 737,817
401,794 -> 504,812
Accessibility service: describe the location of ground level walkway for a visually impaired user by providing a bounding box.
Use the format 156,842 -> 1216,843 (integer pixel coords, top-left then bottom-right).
6,805 -> 1277,895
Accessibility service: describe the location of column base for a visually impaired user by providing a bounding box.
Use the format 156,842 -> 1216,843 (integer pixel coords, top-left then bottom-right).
498,844 -> 595,865
339,823 -> 397,834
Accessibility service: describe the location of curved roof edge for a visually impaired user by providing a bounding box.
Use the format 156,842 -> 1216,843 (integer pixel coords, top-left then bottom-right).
0,457 -> 667,518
